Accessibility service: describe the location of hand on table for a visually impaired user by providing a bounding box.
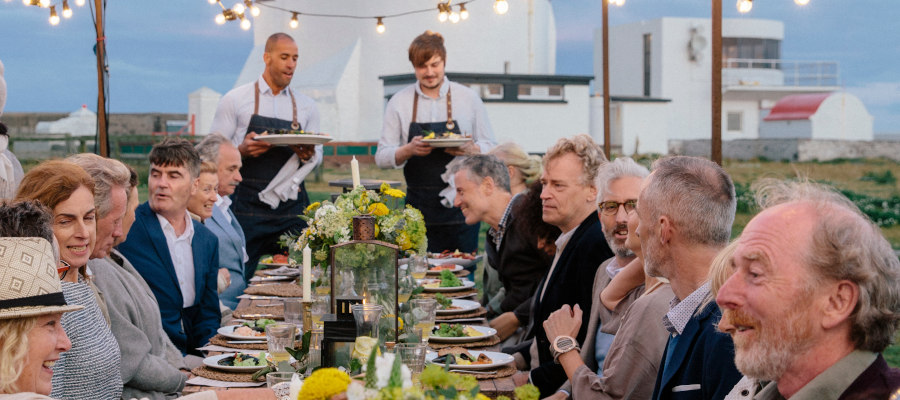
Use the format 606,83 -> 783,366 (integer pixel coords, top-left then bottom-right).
239,132 -> 273,158
445,140 -> 479,157
490,311 -> 520,341
512,371 -> 530,387
543,304 -> 582,344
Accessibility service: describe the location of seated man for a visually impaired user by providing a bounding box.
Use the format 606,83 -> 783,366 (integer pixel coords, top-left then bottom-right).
717,179 -> 900,398
450,154 -> 552,319
119,138 -> 221,356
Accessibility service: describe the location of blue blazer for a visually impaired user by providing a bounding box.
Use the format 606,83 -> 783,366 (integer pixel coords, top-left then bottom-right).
652,301 -> 743,400
118,202 -> 221,356
205,205 -> 248,309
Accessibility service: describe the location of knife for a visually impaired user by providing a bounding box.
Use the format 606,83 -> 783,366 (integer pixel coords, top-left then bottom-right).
227,340 -> 267,344
238,313 -> 277,319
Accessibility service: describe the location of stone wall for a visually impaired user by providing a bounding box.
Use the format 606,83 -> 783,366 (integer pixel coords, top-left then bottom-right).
2,112 -> 188,136
669,139 -> 900,162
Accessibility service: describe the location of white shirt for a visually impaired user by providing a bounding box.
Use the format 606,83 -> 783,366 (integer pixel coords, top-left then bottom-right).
375,77 -> 496,169
156,211 -> 196,308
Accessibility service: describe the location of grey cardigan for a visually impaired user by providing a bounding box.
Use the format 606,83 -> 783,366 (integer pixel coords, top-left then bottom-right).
89,250 -> 187,400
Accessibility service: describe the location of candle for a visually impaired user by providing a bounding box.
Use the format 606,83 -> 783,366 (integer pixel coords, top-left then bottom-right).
350,156 -> 361,188
302,245 -> 312,300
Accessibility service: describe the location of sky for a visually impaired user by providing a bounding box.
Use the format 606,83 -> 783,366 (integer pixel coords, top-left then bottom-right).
1,0 -> 898,133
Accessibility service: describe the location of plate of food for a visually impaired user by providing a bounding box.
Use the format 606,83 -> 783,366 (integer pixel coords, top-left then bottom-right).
426,349 -> 514,370
203,352 -> 269,372
217,319 -> 278,340
427,250 -> 481,267
426,264 -> 464,275
254,131 -> 333,146
249,275 -> 294,283
421,131 -> 472,148
259,254 -> 292,268
262,266 -> 301,277
435,295 -> 480,315
428,324 -> 496,343
420,270 -> 475,292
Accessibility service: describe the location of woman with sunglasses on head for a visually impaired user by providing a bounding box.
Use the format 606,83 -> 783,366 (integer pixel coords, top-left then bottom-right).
14,160 -> 123,400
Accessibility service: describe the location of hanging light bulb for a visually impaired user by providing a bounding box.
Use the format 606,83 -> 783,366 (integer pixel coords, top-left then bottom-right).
62,0 -> 72,17
609,0 -> 626,6
244,0 -> 259,17
459,3 -> 469,20
449,10 -> 460,23
232,2 -> 245,15
794,0 -> 809,5
376,17 -> 385,34
289,12 -> 299,29
207,0 -> 217,4
74,0 -> 84,6
49,5 -> 59,25
493,0 -> 509,15
39,0 -> 50,7
215,12 -> 226,24
23,0 -> 31,6
240,15 -> 251,30
736,0 -> 752,13
438,3 -> 448,22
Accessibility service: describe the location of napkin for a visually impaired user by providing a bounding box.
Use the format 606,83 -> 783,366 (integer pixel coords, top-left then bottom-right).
186,376 -> 265,388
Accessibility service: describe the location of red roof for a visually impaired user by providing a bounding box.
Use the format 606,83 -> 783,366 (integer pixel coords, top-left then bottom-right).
763,92 -> 833,121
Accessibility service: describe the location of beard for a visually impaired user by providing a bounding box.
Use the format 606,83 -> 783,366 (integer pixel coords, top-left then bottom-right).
641,239 -> 665,278
603,226 -> 635,259
720,305 -> 814,381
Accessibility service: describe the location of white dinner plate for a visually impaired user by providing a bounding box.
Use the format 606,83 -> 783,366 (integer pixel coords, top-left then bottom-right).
421,279 -> 476,292
426,264 -> 464,275
428,325 -> 496,343
422,138 -> 472,148
262,266 -> 301,277
259,261 -> 292,268
249,275 -> 294,283
425,350 -> 514,370
217,324 -> 268,340
426,253 -> 482,268
436,299 -> 481,315
255,134 -> 333,146
203,352 -> 269,372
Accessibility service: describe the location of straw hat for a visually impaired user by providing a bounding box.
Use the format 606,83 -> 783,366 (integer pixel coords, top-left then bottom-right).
0,237 -> 83,319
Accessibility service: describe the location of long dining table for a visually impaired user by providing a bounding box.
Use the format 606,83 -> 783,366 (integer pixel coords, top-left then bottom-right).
182,296 -> 518,398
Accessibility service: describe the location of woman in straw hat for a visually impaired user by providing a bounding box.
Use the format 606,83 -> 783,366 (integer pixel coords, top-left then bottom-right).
14,161 -> 123,399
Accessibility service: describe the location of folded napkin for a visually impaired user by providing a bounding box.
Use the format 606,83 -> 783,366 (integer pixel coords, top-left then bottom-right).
258,145 -> 321,209
186,376 -> 265,388
439,157 -> 466,208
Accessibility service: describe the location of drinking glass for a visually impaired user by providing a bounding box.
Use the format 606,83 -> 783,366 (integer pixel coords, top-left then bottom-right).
282,298 -> 303,330
267,371 -> 298,400
265,323 -> 297,371
409,255 -> 428,280
351,303 -> 384,341
310,294 -> 329,329
409,298 -> 437,344
395,342 -> 427,377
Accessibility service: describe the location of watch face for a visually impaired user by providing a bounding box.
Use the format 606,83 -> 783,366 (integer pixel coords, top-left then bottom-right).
554,336 -> 575,352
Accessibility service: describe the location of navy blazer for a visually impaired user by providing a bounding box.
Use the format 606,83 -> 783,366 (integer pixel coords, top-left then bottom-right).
652,300 -> 743,400
206,205 -> 247,309
118,202 -> 221,356
526,212 -> 613,396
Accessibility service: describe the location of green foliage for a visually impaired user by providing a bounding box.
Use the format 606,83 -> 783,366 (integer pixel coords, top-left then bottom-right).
733,181 -> 757,215
838,189 -> 900,227
365,346 -> 379,388
387,350 -> 404,388
514,385 -> 541,400
861,170 -> 897,185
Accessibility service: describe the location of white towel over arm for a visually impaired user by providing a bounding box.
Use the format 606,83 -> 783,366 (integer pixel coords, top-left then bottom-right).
257,144 -> 323,209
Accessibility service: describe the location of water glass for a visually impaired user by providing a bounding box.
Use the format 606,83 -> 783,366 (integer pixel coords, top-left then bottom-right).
310,295 -> 330,329
395,342 -> 427,376
283,298 -> 303,330
265,323 -> 297,371
409,254 -> 428,280
266,371 -> 297,400
409,298 -> 437,343
351,303 -> 384,341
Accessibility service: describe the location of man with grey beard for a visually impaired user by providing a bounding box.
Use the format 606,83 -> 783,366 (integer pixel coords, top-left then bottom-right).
716,179 -> 900,399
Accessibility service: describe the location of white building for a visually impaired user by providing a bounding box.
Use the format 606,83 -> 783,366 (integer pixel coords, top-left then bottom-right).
593,17 -> 850,155
35,105 -> 97,137
760,92 -> 873,140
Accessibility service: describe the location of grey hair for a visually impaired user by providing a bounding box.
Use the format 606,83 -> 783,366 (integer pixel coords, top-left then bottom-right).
642,156 -> 736,246
595,157 -> 650,203
489,142 -> 543,184
449,154 -> 511,193
0,199 -> 54,244
66,153 -> 130,219
543,134 -> 607,187
752,177 -> 900,352
195,133 -> 230,164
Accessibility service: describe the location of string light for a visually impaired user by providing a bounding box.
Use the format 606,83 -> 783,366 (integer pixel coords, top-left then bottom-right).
449,10 -> 460,23
232,2 -> 244,15
38,0 -> 49,7
62,0 -> 71,18
437,3 -> 449,22
240,14 -> 251,30
794,0 -> 809,4
74,0 -> 83,6
375,16 -> 385,34
736,0 -> 752,13
289,12 -> 299,29
493,0 -> 508,15
208,0 -> 217,4
244,0 -> 260,17
459,3 -> 469,20
48,5 -> 58,25
215,12 -> 226,24
609,0 -> 625,6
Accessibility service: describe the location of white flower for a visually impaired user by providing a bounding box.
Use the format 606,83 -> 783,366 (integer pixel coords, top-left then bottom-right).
346,381 -> 377,400
372,353 -> 413,389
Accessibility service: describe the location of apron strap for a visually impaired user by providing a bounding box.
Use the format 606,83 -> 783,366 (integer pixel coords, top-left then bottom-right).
411,87 -> 454,131
254,81 -> 300,130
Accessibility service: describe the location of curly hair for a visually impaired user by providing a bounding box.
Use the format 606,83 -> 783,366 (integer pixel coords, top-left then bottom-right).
542,134 -> 606,187
0,317 -> 38,393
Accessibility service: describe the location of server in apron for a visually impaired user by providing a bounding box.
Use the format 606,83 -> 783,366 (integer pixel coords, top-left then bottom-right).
375,31 -> 497,254
209,33 -> 321,280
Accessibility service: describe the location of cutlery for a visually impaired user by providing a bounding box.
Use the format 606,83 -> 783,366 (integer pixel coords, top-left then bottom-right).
227,340 -> 267,344
238,313 -> 276,318
448,369 -> 496,375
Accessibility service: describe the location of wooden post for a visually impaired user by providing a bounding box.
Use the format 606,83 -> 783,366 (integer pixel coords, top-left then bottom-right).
602,0 -> 611,160
94,0 -> 108,157
711,0 -> 722,165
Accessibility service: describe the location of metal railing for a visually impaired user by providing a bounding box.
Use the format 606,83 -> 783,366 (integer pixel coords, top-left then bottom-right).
722,58 -> 840,87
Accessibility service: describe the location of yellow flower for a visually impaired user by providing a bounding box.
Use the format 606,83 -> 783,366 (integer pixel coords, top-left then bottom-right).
380,182 -> 390,193
367,203 -> 389,217
383,188 -> 406,199
397,232 -> 412,251
306,202 -> 321,213
298,368 -> 350,400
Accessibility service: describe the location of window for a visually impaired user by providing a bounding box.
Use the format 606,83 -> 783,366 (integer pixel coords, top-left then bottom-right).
727,111 -> 743,132
481,84 -> 504,100
517,84 -> 564,100
723,38 -> 781,68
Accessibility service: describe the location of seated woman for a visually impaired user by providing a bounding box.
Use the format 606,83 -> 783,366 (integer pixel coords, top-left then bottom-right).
543,203 -> 672,400
15,160 -> 123,400
187,161 -> 220,223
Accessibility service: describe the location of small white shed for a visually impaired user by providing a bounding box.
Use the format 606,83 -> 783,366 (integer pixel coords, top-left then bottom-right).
760,92 -> 873,140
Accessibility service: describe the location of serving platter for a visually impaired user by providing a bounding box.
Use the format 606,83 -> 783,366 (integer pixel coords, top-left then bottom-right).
255,134 -> 333,146
422,138 -> 472,148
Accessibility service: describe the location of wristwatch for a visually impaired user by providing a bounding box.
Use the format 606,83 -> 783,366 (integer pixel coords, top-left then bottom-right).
550,335 -> 580,364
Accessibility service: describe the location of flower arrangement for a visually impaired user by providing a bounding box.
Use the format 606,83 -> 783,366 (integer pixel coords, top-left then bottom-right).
297,368 -> 351,400
293,183 -> 428,264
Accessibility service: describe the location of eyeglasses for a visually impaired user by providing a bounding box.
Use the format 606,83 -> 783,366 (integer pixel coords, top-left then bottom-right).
598,199 -> 637,216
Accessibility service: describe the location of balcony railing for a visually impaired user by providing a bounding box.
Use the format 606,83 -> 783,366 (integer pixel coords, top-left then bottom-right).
723,58 -> 840,87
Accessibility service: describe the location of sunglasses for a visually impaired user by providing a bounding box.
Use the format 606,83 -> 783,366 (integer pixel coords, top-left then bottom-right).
58,260 -> 71,279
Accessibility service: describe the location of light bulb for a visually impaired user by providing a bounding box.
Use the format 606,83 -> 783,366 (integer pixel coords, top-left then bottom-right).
49,5 -> 59,25
39,0 -> 49,7
290,12 -> 299,29
232,2 -> 244,14
610,0 -> 625,6
23,0 -> 30,6
449,11 -> 460,23
207,0 -> 217,4
493,0 -> 509,15
74,0 -> 84,6
460,4 -> 469,20
62,0 -> 72,17
215,13 -> 226,24
794,0 -> 809,4
736,0 -> 752,13
438,10 -> 448,22
240,17 -> 251,30
250,5 -> 259,17
376,17 -> 385,34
